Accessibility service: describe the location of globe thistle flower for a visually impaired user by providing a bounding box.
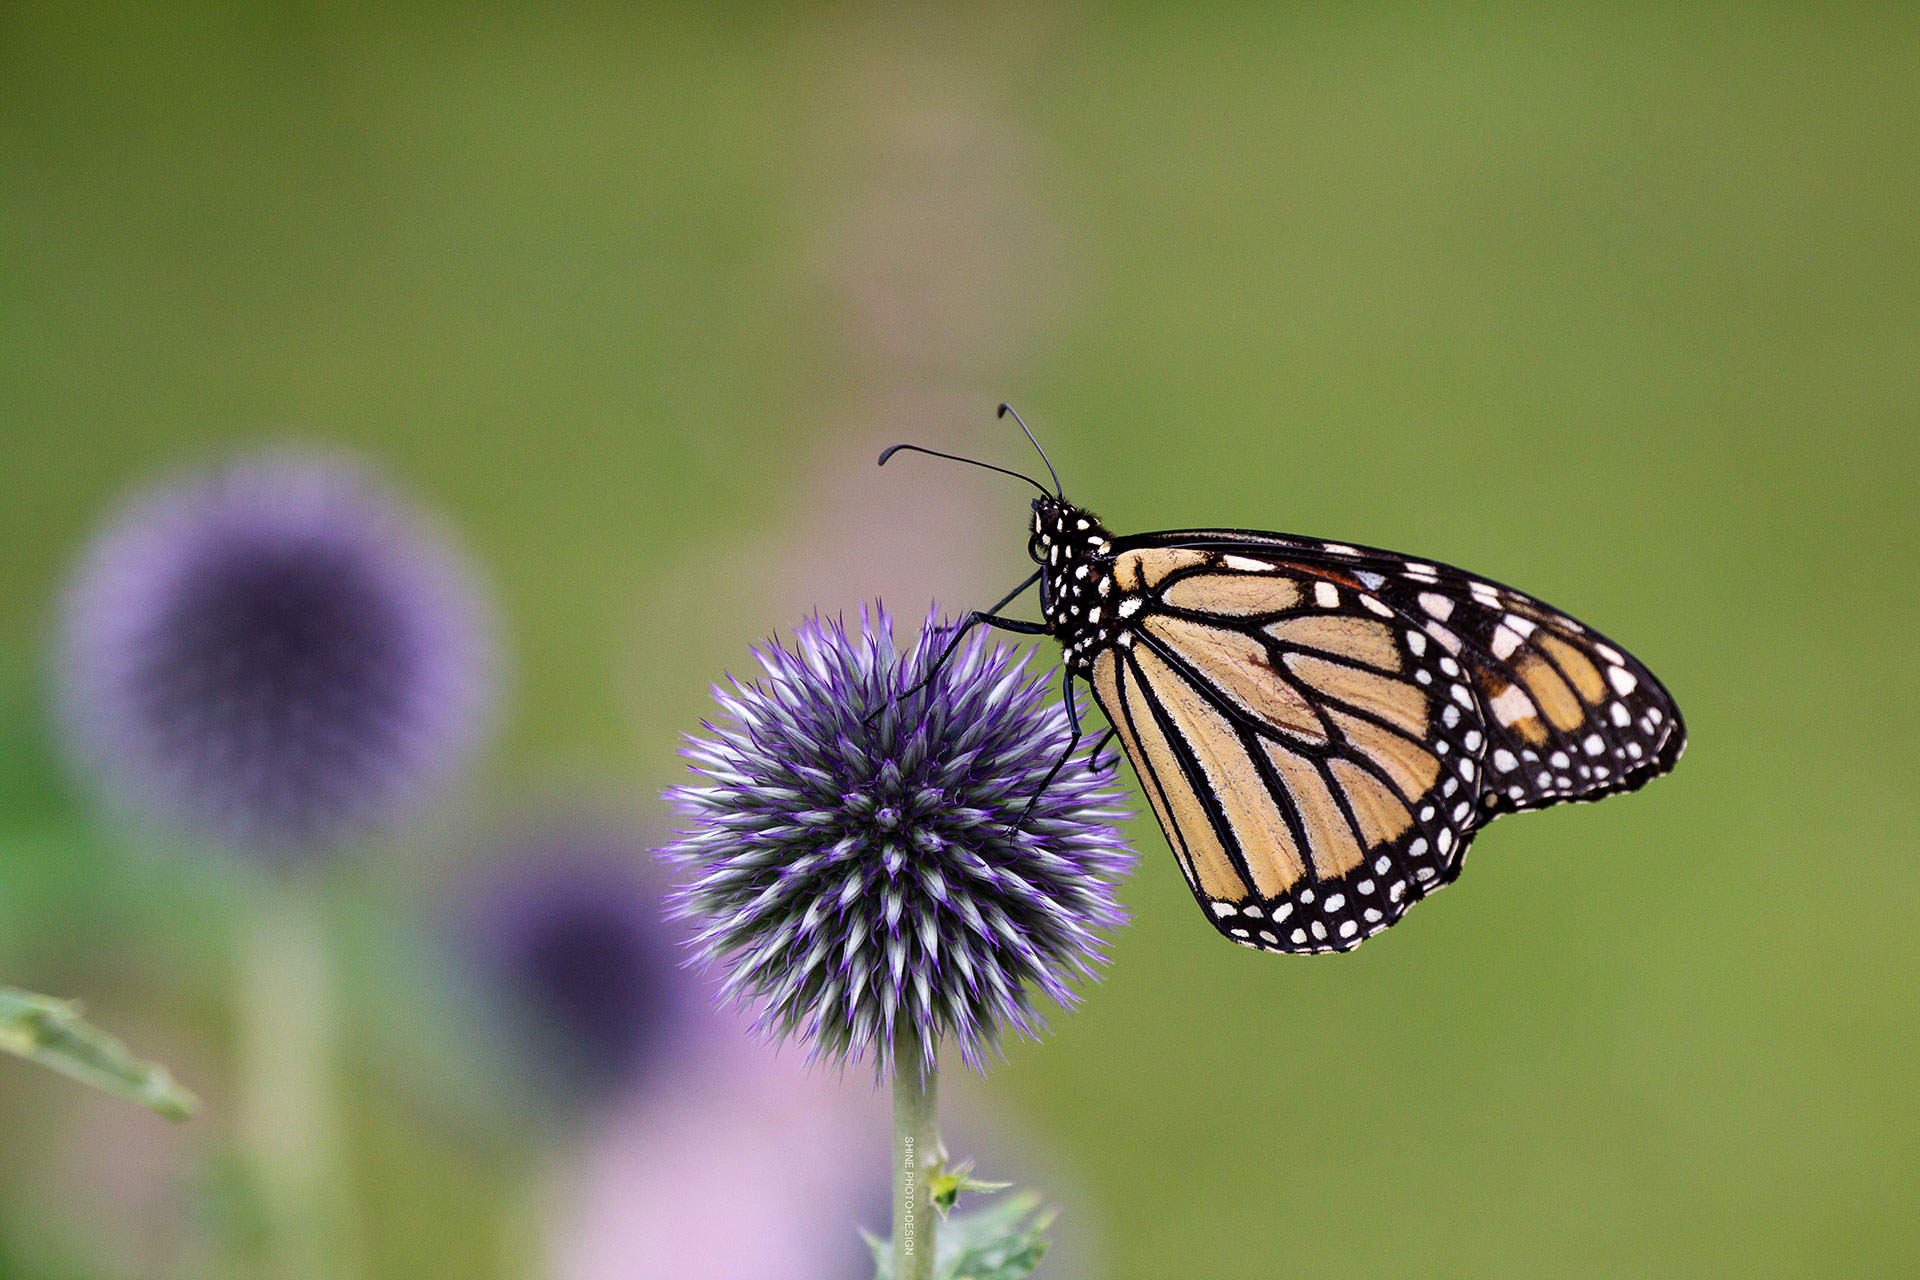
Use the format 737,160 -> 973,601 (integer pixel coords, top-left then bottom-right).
56,449 -> 496,863
449,819 -> 694,1104
661,606 -> 1133,1076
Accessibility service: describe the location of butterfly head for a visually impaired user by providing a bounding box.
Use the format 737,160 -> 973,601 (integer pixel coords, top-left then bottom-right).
1030,495 -> 1118,670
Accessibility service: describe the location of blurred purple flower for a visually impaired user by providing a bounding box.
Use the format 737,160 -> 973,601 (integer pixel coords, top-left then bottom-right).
56,449 -> 496,862
450,821 -> 693,1103
660,605 -> 1133,1077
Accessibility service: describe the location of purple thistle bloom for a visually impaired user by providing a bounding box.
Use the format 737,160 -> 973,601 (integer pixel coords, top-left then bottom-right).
56,449 -> 496,862
661,605 -> 1133,1077
450,820 -> 693,1102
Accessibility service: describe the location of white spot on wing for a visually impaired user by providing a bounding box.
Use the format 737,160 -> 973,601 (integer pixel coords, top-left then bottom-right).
1607,665 -> 1638,696
1314,581 -> 1340,608
1489,685 -> 1533,726
1418,592 -> 1455,621
1223,555 -> 1272,572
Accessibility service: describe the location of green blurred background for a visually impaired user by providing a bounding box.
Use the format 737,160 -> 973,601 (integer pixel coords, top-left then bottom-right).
2,2 -> 1916,1277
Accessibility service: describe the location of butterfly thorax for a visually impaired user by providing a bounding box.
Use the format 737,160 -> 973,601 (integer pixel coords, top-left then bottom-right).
1031,496 -> 1123,675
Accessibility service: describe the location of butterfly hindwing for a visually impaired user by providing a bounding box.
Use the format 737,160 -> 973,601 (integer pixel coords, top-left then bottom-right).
1079,528 -> 1683,953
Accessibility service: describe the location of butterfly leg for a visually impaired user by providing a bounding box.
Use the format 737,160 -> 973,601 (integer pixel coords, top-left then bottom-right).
1011,668 -> 1088,832
1085,727 -> 1119,774
872,571 -> 1045,723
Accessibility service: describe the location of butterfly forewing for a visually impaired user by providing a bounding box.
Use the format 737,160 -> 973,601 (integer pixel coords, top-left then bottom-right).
1345,557 -> 1685,817
1117,529 -> 1686,808
1074,526 -> 1683,953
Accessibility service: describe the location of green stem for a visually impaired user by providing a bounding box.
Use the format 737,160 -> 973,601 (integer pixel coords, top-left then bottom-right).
236,877 -> 361,1280
892,1023 -> 941,1280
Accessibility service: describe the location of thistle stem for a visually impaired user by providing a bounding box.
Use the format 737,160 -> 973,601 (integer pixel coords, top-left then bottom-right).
892,1023 -> 940,1280
236,877 -> 362,1280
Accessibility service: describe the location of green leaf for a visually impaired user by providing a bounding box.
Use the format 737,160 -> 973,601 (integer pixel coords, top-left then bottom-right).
928,1159 -> 1014,1215
0,986 -> 198,1119
866,1190 -> 1054,1280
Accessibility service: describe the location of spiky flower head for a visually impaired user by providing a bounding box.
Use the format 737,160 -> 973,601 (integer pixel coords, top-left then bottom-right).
450,818 -> 692,1103
661,605 -> 1133,1077
56,449 -> 496,863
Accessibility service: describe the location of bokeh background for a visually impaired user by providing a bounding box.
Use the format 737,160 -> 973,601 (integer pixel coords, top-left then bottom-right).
3,3 -> 1917,1277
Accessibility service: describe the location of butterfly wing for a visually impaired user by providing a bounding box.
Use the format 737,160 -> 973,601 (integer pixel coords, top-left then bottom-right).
1084,529 -> 1684,954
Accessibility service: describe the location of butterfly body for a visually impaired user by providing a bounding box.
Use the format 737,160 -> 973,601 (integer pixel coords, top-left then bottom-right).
1025,492 -> 1685,955
1030,496 -> 1123,674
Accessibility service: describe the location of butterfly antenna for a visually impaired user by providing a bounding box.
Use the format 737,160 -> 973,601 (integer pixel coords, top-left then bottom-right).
876,443 -> 1052,497
997,403 -> 1062,498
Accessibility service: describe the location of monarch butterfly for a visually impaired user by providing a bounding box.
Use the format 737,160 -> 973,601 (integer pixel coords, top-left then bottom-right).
881,406 -> 1685,954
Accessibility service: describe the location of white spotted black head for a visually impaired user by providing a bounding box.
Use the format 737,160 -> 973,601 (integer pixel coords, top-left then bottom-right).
879,404 -> 1119,669
1030,495 -> 1118,673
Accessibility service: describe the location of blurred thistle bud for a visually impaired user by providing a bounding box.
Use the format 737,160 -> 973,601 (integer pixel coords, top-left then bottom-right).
661,606 -> 1134,1077
55,449 -> 497,863
448,819 -> 692,1105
